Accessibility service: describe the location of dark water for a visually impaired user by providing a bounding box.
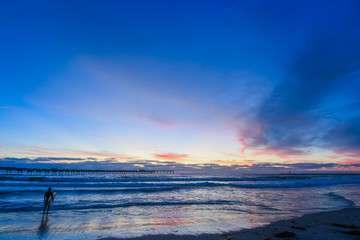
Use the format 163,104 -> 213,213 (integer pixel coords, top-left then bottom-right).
0,173 -> 359,239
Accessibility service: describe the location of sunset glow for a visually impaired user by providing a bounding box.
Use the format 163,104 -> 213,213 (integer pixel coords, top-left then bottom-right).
1,1 -> 360,173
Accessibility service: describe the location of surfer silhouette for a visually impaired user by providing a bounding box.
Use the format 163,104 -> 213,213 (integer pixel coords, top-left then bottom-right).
43,187 -> 54,213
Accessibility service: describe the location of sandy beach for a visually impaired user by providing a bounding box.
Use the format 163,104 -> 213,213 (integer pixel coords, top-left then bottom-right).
100,208 -> 360,240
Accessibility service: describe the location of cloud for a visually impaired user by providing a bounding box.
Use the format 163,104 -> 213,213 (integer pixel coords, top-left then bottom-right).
333,148 -> 360,157
74,151 -> 132,159
250,148 -> 306,159
1,157 -> 359,173
131,114 -> 176,128
17,149 -> 59,156
342,158 -> 360,166
147,115 -> 175,128
153,153 -> 188,161
326,116 -> 360,153
89,133 -> 102,138
238,5 -> 360,157
12,146 -> 136,161
35,157 -> 86,162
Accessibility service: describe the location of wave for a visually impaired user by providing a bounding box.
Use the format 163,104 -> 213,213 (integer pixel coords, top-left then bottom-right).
1,178 -> 360,190
0,200 -> 235,213
0,186 -> 181,196
230,179 -> 360,188
326,192 -> 355,207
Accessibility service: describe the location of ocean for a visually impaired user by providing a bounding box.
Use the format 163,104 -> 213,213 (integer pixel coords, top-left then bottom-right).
0,172 -> 359,240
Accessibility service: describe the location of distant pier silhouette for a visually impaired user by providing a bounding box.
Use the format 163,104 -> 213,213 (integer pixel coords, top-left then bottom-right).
0,167 -> 174,175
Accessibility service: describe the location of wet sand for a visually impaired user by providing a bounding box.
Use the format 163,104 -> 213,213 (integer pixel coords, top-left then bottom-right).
99,208 -> 360,240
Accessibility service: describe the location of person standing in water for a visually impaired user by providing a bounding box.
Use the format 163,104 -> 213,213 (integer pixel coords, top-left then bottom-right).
43,187 -> 54,214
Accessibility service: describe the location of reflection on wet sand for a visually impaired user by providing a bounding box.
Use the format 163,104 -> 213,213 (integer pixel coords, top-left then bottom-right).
37,213 -> 49,239
150,217 -> 189,227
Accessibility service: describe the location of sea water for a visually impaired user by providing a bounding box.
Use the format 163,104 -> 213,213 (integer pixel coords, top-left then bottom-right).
0,173 -> 359,240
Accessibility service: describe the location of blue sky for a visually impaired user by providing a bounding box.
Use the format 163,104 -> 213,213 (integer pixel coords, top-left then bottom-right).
1,0 -> 360,173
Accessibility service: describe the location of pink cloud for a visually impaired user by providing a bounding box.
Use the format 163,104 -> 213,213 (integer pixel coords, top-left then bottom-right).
89,133 -> 102,138
131,115 -> 176,128
153,153 -> 188,160
333,148 -> 360,159
342,158 -> 360,165
148,116 -> 175,128
237,138 -> 247,157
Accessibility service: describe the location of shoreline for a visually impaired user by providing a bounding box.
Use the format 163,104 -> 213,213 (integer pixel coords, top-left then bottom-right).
99,208 -> 360,240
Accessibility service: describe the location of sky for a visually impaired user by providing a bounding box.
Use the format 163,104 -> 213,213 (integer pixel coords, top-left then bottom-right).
1,0 -> 360,173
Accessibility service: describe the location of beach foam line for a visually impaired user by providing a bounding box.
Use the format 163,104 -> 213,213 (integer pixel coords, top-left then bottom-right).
2,178 -> 360,189
0,199 -> 237,212
327,192 -> 356,207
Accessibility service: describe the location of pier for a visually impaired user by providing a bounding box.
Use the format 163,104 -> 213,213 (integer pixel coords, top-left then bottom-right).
0,167 -> 174,175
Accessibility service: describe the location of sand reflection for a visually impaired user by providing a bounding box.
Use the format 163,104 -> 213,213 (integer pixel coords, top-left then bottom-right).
150,217 -> 189,227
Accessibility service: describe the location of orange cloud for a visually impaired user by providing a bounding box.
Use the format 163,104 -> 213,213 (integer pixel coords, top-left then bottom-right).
133,164 -> 145,168
212,159 -> 251,166
153,153 -> 188,160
